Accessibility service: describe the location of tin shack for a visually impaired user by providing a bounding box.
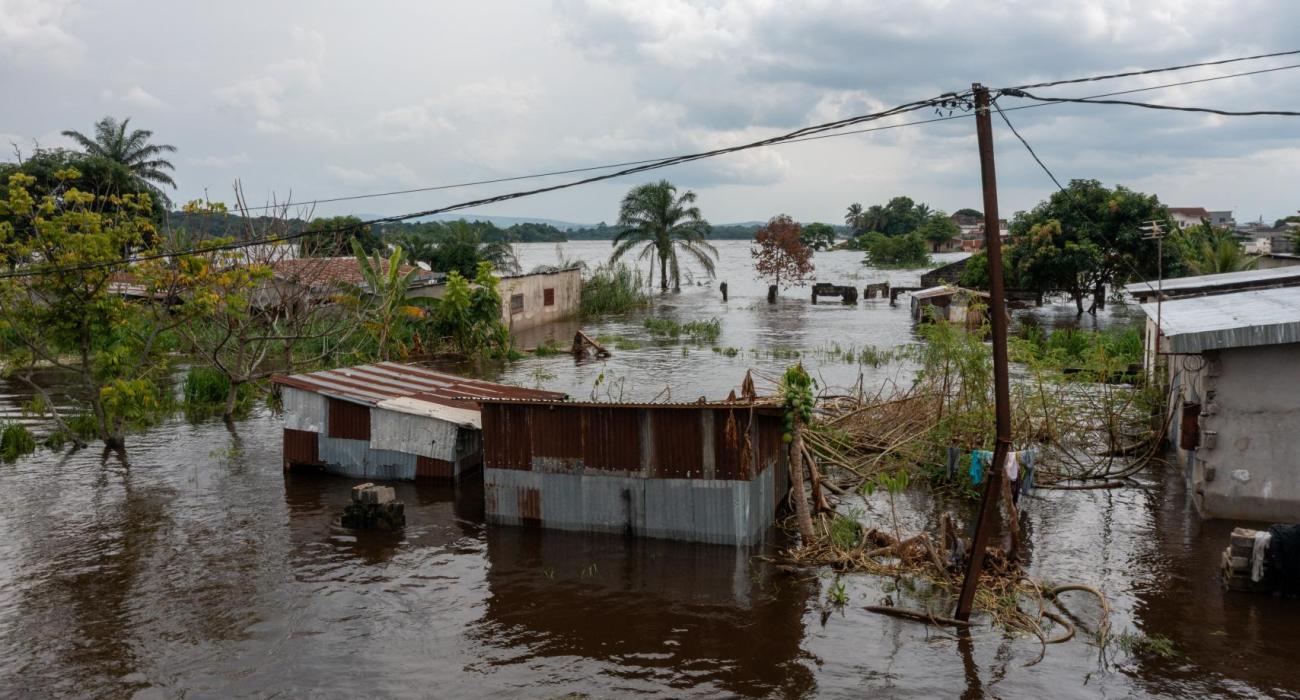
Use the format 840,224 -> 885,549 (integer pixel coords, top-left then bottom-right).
273,362 -> 566,481
1141,287 -> 1300,521
477,398 -> 790,545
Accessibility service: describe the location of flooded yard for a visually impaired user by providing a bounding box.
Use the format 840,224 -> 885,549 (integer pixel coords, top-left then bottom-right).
0,240 -> 1295,698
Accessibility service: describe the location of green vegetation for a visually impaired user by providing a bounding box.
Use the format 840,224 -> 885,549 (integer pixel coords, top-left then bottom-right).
918,211 -> 960,252
388,219 -> 520,277
800,222 -> 836,250
61,116 -> 177,204
0,423 -> 36,461
183,366 -> 255,417
611,180 -> 718,292
580,263 -> 649,316
844,196 -> 934,238
1012,326 -> 1143,376
533,340 -> 564,357
861,231 -> 931,268
642,316 -> 722,343
299,216 -> 382,257
427,262 -> 512,359
1173,220 -> 1257,275
1112,631 -> 1179,658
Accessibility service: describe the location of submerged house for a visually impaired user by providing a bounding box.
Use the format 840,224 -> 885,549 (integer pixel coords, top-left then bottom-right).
1140,287 -> 1300,522
476,398 -> 790,545
414,267 -> 583,334
273,363 -> 566,481
910,285 -> 993,327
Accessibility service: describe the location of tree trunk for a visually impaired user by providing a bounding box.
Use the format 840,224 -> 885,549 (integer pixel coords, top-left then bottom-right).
789,421 -> 815,544
223,379 -> 243,418
659,253 -> 669,292
1073,289 -> 1085,315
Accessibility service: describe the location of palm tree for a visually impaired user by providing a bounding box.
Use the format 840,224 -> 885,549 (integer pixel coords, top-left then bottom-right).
861,204 -> 888,233
845,203 -> 864,232
1176,220 -> 1258,275
61,116 -> 177,201
611,180 -> 717,292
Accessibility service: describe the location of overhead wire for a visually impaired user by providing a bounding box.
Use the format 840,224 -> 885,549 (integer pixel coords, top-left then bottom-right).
7,52 -> 1300,280
230,56 -> 1300,215
1005,47 -> 1300,90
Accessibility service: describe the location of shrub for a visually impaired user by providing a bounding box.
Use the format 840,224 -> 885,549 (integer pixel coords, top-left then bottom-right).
0,424 -> 36,461
860,231 -> 931,268
581,263 -> 649,316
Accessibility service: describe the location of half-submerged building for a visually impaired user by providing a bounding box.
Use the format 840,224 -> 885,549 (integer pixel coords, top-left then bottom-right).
1140,286 -> 1300,521
477,398 -> 790,545
274,363 -> 566,481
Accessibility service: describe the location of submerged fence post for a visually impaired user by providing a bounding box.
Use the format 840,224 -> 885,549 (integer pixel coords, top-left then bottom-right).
955,83 -> 1014,622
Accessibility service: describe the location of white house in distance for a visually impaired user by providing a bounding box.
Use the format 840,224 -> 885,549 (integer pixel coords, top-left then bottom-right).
1137,283 -> 1300,522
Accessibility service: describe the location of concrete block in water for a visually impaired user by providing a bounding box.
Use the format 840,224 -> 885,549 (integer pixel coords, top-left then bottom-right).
344,483 -> 405,529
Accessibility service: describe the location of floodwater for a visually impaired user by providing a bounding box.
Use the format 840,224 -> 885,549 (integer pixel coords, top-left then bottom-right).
2,241 -> 1297,698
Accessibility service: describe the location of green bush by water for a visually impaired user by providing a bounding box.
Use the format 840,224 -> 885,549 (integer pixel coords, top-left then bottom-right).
581,263 -> 649,316
0,423 -> 36,461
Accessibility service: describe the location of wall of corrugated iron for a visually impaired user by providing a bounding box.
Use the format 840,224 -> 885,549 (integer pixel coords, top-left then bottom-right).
416,455 -> 454,479
283,428 -> 319,470
327,398 -> 371,441
481,402 -> 783,481
283,387 -> 327,433
368,406 -> 460,462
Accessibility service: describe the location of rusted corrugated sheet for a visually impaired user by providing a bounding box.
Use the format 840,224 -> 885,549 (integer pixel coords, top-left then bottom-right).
482,403 -> 533,470
581,406 -> 641,472
416,455 -> 454,479
713,408 -> 751,480
271,361 -> 566,411
327,397 -> 371,441
529,405 -> 584,460
650,409 -> 703,478
283,428 -> 319,470
1179,403 -> 1201,451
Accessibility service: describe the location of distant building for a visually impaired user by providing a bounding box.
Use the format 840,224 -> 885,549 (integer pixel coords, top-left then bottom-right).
1139,287 -> 1300,522
417,267 -> 583,335
1169,207 -> 1211,229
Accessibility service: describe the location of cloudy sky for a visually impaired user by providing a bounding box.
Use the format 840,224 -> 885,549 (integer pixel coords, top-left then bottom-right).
3,0 -> 1298,225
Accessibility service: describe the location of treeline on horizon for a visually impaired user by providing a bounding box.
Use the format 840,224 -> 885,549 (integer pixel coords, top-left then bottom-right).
162,210 -> 849,244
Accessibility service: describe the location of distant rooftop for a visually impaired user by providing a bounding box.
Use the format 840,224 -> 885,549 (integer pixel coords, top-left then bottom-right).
1140,287 -> 1300,353
1124,266 -> 1300,301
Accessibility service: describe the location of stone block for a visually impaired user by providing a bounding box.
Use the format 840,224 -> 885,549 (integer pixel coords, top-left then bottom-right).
1230,528 -> 1258,549
351,482 -> 376,503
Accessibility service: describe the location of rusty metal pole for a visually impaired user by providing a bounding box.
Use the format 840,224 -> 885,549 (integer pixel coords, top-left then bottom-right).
955,84 -> 1014,622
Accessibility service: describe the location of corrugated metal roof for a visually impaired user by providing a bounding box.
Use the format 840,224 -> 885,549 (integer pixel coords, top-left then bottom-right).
1141,287 -> 1300,353
272,362 -> 566,417
911,285 -> 991,300
473,396 -> 780,410
1124,266 -> 1300,299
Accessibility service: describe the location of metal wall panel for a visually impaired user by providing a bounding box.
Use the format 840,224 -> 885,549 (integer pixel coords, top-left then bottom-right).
650,409 -> 704,478
283,387 -> 328,432
482,403 -> 533,470
283,428 -> 319,470
327,397 -> 371,441
528,405 -> 584,460
713,408 -> 751,480
368,406 -> 459,461
416,455 -> 454,479
581,406 -> 641,472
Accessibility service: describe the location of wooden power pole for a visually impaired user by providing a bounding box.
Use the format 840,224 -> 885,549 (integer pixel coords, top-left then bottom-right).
955,83 -> 1014,622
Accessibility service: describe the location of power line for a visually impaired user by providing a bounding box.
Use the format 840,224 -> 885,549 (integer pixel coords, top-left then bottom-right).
1,92 -> 961,279
1006,47 -> 1300,90
991,99 -> 1156,293
228,58 -> 1300,216
1001,88 -> 1300,117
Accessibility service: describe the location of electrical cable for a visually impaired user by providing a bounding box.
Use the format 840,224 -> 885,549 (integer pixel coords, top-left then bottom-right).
1001,88 -> 1300,117
227,60 -> 1300,216
1006,48 -> 1300,90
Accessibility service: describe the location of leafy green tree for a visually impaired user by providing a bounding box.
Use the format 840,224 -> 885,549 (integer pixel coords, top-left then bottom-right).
861,231 -> 930,268
958,251 -> 990,289
800,222 -> 836,250
611,180 -> 717,292
919,212 -> 960,252
430,262 -> 510,358
61,116 -> 177,204
1007,179 -> 1172,314
299,215 -> 381,257
428,221 -> 519,277
0,170 -> 191,447
953,208 -> 983,219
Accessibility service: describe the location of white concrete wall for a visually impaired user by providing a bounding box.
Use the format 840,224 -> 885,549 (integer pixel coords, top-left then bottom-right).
498,268 -> 581,333
1170,342 -> 1300,521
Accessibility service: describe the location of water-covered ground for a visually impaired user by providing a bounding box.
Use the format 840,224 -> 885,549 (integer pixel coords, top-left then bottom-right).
3,241 -> 1296,698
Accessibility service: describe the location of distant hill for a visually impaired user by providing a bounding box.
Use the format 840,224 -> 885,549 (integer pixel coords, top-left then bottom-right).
411,213 -> 597,230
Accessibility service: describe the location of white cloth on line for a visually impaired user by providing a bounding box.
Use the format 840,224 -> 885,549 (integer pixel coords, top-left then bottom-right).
1005,451 -> 1020,481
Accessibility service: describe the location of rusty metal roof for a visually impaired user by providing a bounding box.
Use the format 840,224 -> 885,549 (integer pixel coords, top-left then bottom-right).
1141,287 -> 1300,353
272,362 -> 566,414
472,396 -> 780,410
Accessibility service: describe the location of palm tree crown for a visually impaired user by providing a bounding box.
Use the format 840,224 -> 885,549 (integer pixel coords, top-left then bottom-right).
610,180 -> 717,292
62,116 -> 178,196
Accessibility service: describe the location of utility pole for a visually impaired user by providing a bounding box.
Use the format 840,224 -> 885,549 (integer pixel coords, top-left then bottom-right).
954,83 -> 1014,622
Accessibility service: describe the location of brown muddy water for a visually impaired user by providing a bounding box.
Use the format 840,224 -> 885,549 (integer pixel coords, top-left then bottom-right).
1,241 -> 1297,698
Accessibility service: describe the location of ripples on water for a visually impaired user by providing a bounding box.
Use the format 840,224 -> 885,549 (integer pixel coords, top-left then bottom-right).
0,242 -> 1296,698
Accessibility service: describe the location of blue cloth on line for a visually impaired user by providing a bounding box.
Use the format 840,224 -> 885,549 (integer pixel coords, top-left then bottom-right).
970,450 -> 993,485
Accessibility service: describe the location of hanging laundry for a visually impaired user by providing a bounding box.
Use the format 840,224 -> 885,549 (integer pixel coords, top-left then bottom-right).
946,446 -> 960,480
1253,531 -> 1272,583
1019,450 -> 1037,499
970,450 -> 992,485
1004,451 -> 1020,482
